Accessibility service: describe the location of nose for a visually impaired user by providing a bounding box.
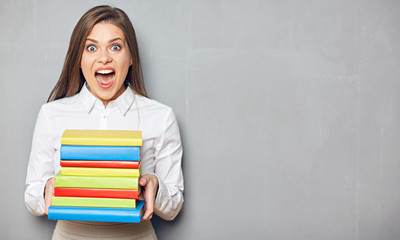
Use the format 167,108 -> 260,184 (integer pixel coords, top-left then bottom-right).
97,49 -> 112,64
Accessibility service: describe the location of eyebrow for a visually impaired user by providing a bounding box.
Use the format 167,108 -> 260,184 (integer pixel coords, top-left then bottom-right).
86,37 -> 124,43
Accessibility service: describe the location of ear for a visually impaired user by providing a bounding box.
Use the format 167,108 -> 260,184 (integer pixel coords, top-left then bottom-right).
130,57 -> 133,66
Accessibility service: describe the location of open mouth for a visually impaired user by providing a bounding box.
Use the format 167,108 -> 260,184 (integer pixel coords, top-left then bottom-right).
95,69 -> 116,88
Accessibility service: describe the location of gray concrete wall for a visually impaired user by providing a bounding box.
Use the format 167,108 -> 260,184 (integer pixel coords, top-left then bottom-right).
1,0 -> 400,239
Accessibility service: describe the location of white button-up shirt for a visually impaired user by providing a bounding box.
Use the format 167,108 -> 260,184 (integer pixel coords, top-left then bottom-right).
24,85 -> 184,220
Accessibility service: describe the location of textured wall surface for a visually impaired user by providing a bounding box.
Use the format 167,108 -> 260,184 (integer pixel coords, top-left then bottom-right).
1,1 -> 400,239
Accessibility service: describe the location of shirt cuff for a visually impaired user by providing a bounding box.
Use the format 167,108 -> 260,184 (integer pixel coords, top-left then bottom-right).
25,180 -> 46,216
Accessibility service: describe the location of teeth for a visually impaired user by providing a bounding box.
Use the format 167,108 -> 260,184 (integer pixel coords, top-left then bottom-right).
96,69 -> 114,74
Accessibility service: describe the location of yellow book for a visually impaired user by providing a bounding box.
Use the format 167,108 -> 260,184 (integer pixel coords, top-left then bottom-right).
52,196 -> 137,208
61,167 -> 141,177
61,129 -> 142,146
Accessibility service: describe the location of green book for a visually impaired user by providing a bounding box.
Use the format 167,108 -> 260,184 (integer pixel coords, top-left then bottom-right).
55,172 -> 138,189
52,196 -> 137,208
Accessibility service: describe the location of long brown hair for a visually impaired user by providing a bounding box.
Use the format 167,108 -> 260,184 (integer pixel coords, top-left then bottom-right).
48,5 -> 147,102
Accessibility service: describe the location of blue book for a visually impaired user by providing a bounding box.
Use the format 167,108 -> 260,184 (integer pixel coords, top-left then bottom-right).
61,145 -> 140,161
48,200 -> 145,223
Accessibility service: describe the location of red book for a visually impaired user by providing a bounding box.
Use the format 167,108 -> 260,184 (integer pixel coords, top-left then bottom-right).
60,160 -> 140,169
54,187 -> 141,199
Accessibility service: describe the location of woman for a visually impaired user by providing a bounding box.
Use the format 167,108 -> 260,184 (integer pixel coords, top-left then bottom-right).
24,5 -> 184,239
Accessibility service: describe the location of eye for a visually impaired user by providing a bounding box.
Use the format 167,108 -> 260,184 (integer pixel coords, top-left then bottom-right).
87,45 -> 97,52
111,44 -> 121,51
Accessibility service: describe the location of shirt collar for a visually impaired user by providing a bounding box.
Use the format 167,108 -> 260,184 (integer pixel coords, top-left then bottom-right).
79,83 -> 135,115
115,85 -> 135,115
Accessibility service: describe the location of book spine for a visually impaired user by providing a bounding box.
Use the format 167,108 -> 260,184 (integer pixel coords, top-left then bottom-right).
48,201 -> 145,223
61,167 -> 140,177
52,196 -> 137,208
61,138 -> 142,147
55,173 -> 138,189
60,145 -> 140,161
61,130 -> 142,147
60,160 -> 140,169
54,187 -> 140,199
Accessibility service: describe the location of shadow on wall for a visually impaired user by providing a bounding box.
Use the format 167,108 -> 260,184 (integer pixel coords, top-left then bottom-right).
26,215 -> 57,238
152,207 -> 186,239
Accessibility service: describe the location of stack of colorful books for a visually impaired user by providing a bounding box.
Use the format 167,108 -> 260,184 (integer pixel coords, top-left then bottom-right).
48,129 -> 145,223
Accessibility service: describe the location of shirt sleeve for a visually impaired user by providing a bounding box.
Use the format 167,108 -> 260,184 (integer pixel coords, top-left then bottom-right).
24,105 -> 56,216
153,109 -> 184,220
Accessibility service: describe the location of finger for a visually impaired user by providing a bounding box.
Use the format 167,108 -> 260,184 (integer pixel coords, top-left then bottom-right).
142,182 -> 155,220
44,199 -> 51,215
44,178 -> 55,215
139,176 -> 147,187
44,191 -> 53,215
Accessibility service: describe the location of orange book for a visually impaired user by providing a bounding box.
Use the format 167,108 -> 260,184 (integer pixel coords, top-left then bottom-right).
54,187 -> 141,199
60,160 -> 140,169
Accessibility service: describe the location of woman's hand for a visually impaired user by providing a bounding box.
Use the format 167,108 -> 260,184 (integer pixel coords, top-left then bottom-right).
139,174 -> 159,220
44,177 -> 55,215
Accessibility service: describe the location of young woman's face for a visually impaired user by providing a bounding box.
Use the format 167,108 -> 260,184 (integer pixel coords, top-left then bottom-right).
81,22 -> 132,106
